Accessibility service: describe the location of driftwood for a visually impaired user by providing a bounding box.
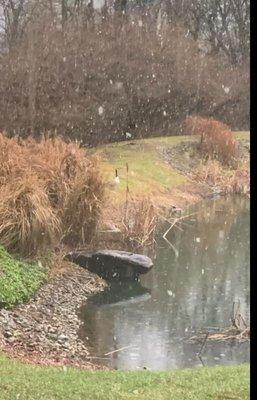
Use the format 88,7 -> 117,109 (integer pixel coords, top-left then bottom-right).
188,327 -> 250,344
187,301 -> 250,345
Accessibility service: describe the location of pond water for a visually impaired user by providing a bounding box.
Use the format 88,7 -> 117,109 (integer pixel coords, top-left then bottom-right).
79,196 -> 250,371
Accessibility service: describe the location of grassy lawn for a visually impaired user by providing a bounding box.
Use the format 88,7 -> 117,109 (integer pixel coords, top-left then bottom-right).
234,131 -> 250,141
0,354 -> 249,400
95,132 -> 249,204
96,136 -> 189,204
0,246 -> 45,308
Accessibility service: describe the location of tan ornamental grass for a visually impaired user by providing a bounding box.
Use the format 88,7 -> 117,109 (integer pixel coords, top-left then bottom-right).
0,174 -> 61,256
0,132 -> 105,257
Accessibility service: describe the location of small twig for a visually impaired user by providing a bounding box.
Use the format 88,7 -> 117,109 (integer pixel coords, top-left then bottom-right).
197,354 -> 205,367
125,163 -> 129,225
163,236 -> 179,258
104,345 -> 132,356
238,328 -> 250,339
163,218 -> 179,239
239,314 -> 248,329
85,356 -> 110,360
197,332 -> 209,357
172,222 -> 184,232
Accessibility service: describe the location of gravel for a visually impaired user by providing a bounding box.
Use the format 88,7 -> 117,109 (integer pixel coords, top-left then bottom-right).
0,263 -> 106,368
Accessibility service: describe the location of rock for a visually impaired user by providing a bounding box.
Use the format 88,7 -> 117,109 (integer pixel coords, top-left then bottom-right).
6,337 -> 16,344
0,264 -> 106,368
4,330 -> 13,338
58,334 -> 69,342
47,326 -> 57,334
65,250 -> 154,281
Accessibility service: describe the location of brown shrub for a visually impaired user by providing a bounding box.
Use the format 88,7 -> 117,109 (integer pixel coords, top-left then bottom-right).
0,134 -> 26,186
0,175 -> 60,256
60,156 -> 105,246
184,116 -> 237,164
183,116 -> 230,137
0,133 -> 105,256
194,159 -> 249,194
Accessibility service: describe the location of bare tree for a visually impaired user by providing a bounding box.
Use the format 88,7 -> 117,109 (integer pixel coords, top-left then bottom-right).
0,0 -> 27,48
160,0 -> 250,63
130,0 -> 249,63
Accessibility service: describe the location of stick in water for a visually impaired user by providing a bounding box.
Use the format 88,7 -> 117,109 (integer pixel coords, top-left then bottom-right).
105,346 -> 132,356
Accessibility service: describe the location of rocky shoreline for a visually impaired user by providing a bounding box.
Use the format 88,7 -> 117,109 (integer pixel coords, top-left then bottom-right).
0,262 -> 106,369
0,136 -> 250,370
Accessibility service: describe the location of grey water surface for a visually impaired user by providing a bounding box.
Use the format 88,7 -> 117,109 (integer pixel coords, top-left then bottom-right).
79,196 -> 250,371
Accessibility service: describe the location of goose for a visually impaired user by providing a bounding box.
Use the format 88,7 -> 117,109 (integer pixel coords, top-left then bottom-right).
107,169 -> 120,189
114,169 -> 120,185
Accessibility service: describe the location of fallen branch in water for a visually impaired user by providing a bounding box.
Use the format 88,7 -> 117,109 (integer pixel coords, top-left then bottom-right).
187,301 -> 250,347
189,328 -> 250,343
159,212 -> 199,257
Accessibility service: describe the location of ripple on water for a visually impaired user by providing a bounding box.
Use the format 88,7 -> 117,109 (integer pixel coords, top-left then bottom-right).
78,196 -> 250,371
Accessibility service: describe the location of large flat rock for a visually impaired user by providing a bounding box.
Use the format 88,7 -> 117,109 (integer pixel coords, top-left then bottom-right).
65,250 -> 153,281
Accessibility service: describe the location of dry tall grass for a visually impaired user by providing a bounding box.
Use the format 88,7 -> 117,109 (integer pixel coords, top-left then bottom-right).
121,198 -> 157,249
0,175 -> 60,256
0,133 -> 104,257
194,159 -> 249,195
184,116 -> 237,164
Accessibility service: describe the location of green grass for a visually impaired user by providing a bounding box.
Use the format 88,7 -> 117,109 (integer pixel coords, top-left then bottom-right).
95,132 -> 249,203
96,137 -> 188,203
234,131 -> 250,141
0,246 -> 45,308
0,354 -> 249,400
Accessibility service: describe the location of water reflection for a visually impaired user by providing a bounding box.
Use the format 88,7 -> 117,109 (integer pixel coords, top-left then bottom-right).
79,196 -> 250,370
85,282 -> 151,308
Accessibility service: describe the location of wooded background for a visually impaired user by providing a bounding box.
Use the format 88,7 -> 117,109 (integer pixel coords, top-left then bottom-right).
0,0 -> 250,145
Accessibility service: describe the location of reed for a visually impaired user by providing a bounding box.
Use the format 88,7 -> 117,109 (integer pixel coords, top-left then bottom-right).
121,198 -> 157,249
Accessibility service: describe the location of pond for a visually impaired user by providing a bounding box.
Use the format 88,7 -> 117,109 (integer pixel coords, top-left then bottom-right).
78,196 -> 250,371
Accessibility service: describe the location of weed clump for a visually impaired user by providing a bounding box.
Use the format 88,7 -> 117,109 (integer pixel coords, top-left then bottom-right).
121,198 -> 157,249
184,116 -> 237,164
194,159 -> 249,194
0,246 -> 45,308
0,133 -> 105,257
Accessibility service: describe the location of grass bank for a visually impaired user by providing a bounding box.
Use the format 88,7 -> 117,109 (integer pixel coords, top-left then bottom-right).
97,135 -> 190,205
97,131 -> 249,212
0,354 -> 249,400
0,131 -> 249,304
0,246 -> 45,308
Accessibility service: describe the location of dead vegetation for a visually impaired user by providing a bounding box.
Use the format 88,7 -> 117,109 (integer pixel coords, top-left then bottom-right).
121,198 -> 157,249
0,13 -> 249,145
0,133 -> 105,257
184,116 -> 237,165
194,159 -> 249,195
187,301 -> 250,363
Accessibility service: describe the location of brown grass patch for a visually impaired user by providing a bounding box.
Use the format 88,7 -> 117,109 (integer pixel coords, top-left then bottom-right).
121,198 -> 157,250
184,116 -> 237,164
0,133 -> 105,257
0,175 -> 60,256
194,159 -> 249,194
